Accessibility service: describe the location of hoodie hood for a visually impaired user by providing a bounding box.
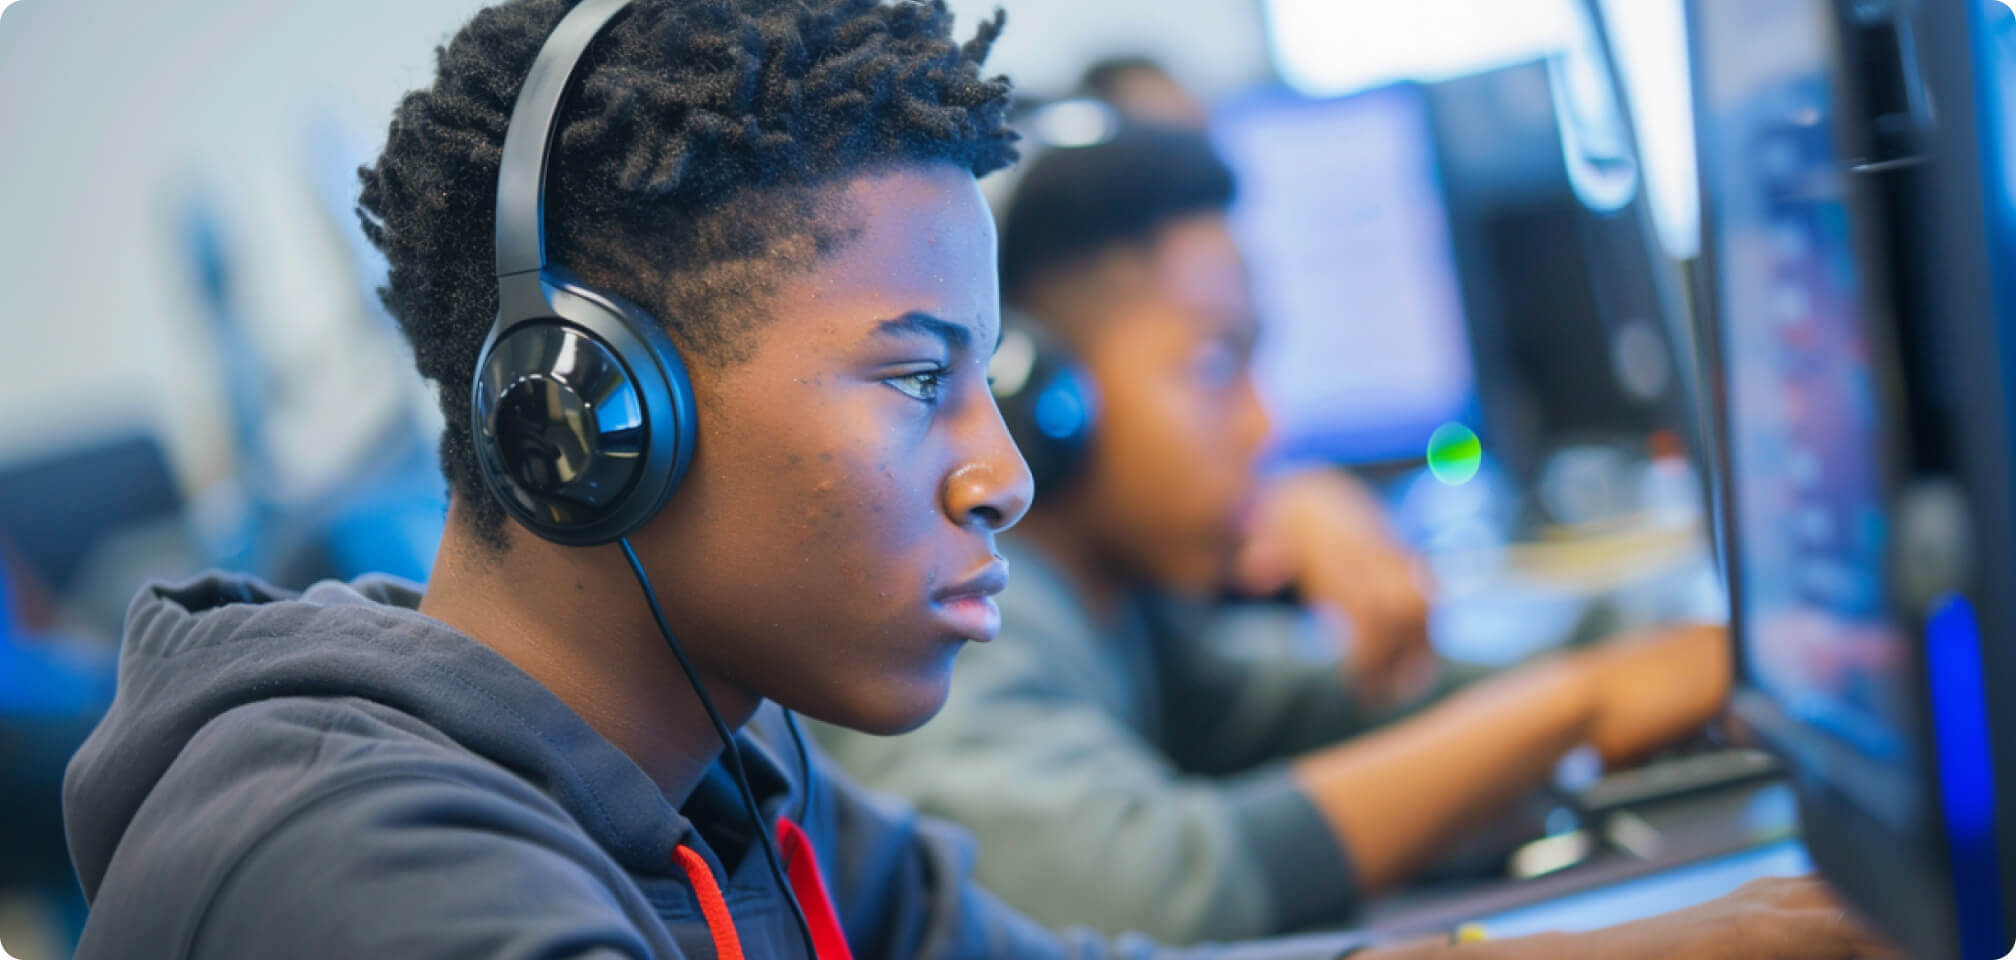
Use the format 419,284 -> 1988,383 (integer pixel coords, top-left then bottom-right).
63,570 -> 797,900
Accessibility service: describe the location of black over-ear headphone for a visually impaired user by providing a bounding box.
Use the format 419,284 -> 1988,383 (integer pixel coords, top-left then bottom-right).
473,0 -> 697,547
469,3 -> 817,955
989,308 -> 1101,495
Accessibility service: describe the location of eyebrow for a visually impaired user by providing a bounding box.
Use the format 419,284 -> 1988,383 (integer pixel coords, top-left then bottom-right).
875,311 -> 987,354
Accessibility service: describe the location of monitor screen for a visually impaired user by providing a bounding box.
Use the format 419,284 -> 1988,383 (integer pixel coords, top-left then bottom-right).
1213,84 -> 1477,465
1697,0 -> 1921,831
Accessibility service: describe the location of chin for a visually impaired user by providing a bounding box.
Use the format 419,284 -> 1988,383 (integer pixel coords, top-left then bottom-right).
802,665 -> 956,737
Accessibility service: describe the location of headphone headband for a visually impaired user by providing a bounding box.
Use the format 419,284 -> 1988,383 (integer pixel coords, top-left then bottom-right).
495,0 -> 636,279
476,0 -> 695,547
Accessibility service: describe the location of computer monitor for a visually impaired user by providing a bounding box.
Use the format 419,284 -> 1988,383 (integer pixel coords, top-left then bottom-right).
1211,84 -> 1477,467
1692,0 -> 2011,955
1426,58 -> 1697,520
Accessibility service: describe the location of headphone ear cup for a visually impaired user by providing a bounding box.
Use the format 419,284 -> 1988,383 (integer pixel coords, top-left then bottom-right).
990,315 -> 1098,497
472,274 -> 697,545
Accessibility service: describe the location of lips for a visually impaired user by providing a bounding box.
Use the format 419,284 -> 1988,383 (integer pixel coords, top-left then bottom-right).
932,560 -> 1009,642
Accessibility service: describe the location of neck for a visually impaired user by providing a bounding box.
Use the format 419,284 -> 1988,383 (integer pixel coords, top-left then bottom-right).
418,501 -> 751,804
1012,504 -> 1133,625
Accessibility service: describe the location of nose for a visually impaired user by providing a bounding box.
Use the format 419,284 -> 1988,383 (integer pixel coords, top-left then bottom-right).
944,393 -> 1035,533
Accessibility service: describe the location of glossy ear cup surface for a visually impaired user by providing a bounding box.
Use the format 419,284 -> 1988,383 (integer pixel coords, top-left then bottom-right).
472,279 -> 696,545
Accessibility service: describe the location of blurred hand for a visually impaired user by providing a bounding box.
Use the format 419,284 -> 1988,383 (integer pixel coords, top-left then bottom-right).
1575,622 -> 1733,764
1233,468 -> 1437,704
1574,875 -> 1900,960
1365,875 -> 1897,960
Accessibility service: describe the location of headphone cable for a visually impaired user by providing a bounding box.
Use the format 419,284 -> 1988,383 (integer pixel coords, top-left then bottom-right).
618,537 -> 820,959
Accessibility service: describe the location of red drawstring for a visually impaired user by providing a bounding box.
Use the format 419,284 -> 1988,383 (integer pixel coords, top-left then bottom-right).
775,817 -> 855,960
671,819 -> 852,960
673,845 -> 746,960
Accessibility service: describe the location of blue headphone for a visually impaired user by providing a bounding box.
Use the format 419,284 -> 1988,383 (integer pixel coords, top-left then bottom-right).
471,0 -> 698,546
989,308 -> 1101,495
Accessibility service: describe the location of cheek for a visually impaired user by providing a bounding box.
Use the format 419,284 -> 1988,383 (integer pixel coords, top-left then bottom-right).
1130,378 -> 1245,487
788,431 -> 942,578
682,389 -> 928,575
1095,378 -> 1255,548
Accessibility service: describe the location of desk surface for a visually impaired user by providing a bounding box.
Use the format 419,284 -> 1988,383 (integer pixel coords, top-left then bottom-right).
1428,514 -> 1723,667
1363,780 -> 1800,938
1471,840 -> 1813,937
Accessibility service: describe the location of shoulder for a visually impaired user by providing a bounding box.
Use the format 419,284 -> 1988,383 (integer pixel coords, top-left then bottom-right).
176,694 -> 549,824
77,697 -> 611,959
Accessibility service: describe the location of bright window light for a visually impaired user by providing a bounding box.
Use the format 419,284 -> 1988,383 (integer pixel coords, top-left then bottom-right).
1263,0 -> 1701,259
1025,98 -> 1121,148
1264,0 -> 1579,97
1598,0 -> 1700,258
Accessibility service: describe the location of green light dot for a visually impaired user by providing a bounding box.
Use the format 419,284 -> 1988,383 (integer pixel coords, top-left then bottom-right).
1426,422 -> 1482,485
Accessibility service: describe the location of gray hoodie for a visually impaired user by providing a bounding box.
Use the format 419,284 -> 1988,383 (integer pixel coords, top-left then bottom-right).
62,572 -> 1370,959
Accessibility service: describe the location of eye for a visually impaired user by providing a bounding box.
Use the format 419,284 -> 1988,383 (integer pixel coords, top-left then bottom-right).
886,367 -> 950,403
1193,341 -> 1244,391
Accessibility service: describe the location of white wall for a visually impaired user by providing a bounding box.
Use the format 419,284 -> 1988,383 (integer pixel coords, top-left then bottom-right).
1263,0 -> 1698,259
0,0 -> 483,496
0,0 -> 1271,501
943,0 -> 1271,99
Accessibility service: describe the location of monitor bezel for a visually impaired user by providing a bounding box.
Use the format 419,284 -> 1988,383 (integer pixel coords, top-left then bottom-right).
1687,0 -> 1970,955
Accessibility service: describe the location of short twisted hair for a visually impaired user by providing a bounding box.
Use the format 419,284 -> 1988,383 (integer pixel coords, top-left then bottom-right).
358,0 -> 1018,547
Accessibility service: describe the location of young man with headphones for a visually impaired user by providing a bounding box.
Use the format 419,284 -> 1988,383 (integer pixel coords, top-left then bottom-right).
815,126 -> 1753,944
62,3 -> 1882,958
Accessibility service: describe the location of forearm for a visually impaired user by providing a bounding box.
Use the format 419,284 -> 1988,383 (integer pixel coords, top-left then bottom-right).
1291,657 -> 1595,892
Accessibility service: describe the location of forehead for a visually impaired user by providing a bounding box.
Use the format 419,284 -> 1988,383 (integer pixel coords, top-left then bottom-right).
1141,214 -> 1254,337
778,165 -> 1000,338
